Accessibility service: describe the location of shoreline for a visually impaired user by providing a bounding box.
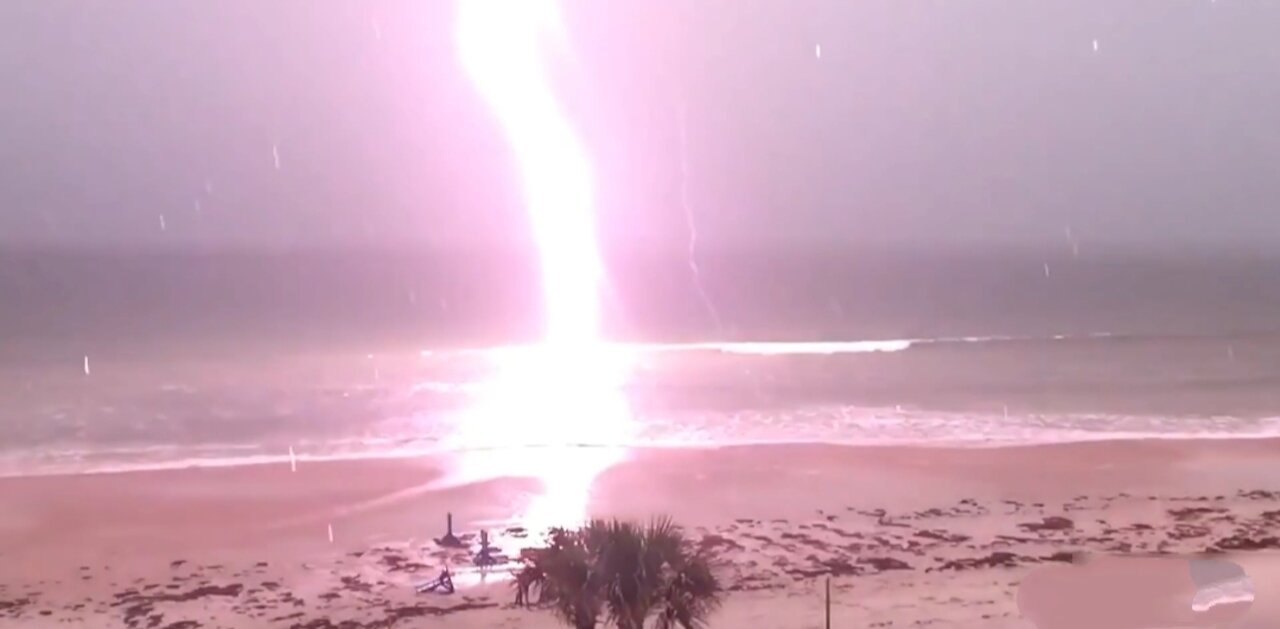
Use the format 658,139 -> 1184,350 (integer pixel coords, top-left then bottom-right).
4,438 -> 1280,627
7,432 -> 1280,482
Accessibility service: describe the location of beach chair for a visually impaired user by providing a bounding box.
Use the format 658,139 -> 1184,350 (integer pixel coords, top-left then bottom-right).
415,568 -> 455,595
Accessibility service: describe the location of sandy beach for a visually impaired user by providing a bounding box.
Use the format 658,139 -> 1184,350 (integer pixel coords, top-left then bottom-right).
3,438 -> 1280,628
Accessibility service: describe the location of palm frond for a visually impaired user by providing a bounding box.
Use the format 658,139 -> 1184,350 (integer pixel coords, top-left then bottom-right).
651,548 -> 723,629
512,516 -> 723,629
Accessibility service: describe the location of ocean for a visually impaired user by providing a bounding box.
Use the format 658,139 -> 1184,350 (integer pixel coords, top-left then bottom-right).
4,245 -> 1280,476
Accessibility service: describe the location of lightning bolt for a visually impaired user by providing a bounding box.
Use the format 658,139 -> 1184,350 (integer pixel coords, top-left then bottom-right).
453,0 -> 631,531
678,101 -> 723,332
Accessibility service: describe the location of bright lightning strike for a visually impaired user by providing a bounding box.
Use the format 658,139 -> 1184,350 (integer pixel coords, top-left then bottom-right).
457,0 -> 601,348
454,0 -> 631,531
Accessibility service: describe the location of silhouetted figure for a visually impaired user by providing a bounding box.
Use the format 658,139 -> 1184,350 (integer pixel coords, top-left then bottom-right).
514,568 -> 533,606
514,548 -> 545,607
436,512 -> 464,548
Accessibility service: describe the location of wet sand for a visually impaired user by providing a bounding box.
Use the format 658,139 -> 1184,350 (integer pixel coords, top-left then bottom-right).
3,438 -> 1280,628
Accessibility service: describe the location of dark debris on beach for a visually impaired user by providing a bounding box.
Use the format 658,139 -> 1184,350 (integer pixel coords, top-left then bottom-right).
9,488 -> 1280,626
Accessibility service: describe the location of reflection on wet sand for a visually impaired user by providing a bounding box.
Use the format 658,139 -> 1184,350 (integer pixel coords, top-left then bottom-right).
442,342 -> 635,544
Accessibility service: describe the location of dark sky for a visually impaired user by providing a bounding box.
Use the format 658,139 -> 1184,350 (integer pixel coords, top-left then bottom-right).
1,0 -> 1278,251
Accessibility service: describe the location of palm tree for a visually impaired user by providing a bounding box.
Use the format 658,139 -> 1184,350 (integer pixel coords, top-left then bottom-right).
514,517 -> 723,629
516,527 -> 607,628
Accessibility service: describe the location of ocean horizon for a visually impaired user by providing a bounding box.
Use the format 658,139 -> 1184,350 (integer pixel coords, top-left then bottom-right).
4,246 -> 1280,477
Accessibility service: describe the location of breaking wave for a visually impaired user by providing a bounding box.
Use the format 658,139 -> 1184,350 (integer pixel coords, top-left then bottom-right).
6,407 -> 1280,479
6,329 -> 1280,478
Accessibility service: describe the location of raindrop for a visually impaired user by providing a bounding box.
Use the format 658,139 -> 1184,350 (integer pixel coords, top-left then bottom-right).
815,43 -> 822,59
327,523 -> 334,543
83,356 -> 91,376
272,144 -> 282,170
1043,262 -> 1051,278
158,215 -> 167,231
289,446 -> 297,472
1092,39 -> 1099,53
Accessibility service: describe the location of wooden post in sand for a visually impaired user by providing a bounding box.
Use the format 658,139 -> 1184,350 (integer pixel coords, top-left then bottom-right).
825,577 -> 831,629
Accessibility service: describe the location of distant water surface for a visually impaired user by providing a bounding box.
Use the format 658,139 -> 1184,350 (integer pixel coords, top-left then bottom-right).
3,246 -> 1280,475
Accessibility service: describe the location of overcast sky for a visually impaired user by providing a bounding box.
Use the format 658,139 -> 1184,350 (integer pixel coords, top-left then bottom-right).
1,0 -> 1278,250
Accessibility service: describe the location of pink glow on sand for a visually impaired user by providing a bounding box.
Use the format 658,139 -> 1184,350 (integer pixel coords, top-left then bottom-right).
453,0 -> 632,532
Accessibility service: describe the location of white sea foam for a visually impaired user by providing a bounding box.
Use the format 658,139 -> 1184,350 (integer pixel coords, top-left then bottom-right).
421,334 -> 1060,359
6,408 -> 1280,479
646,340 -> 915,355
7,334 -> 1280,478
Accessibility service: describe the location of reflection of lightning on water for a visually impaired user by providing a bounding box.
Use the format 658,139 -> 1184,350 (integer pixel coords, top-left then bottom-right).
678,101 -> 722,331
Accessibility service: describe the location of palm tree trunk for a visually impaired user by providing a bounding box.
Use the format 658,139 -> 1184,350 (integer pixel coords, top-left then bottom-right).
570,607 -> 596,629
